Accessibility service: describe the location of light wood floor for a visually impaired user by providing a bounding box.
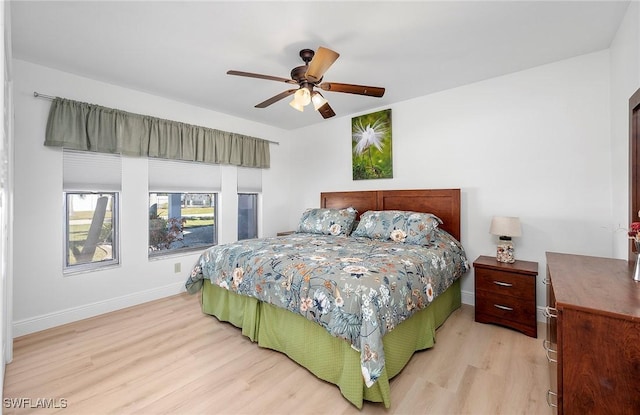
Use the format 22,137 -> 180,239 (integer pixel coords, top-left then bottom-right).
3,293 -> 552,415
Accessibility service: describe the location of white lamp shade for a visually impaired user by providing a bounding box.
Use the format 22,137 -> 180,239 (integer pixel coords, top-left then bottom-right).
311,91 -> 328,110
289,98 -> 304,112
490,216 -> 522,238
294,88 -> 311,106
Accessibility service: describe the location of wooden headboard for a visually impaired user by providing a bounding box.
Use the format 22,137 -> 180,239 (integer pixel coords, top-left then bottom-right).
320,189 -> 461,240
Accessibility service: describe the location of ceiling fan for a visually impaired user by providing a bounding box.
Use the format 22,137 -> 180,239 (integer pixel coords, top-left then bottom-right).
227,47 -> 385,119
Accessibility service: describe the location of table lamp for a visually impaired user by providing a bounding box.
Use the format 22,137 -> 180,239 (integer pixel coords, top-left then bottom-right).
490,216 -> 522,263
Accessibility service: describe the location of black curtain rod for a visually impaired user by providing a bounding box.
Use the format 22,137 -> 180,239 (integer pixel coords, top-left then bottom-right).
33,91 -> 55,100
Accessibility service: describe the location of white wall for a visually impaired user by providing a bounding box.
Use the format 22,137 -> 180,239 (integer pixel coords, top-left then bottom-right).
11,59 -> 292,336
288,50 -> 613,310
610,1 -> 640,259
10,2 -> 640,335
1,0 -> 13,394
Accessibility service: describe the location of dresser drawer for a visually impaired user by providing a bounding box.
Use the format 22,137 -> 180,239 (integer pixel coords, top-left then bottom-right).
475,267 -> 534,299
476,289 -> 536,323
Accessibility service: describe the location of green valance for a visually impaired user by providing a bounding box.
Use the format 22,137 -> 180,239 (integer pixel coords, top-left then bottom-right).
44,97 -> 270,168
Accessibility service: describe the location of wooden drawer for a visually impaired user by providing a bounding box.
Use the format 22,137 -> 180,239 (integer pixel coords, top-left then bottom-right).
475,289 -> 536,322
475,268 -> 534,299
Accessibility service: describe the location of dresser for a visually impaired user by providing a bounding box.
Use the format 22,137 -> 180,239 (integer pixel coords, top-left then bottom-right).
473,255 -> 538,338
545,252 -> 640,414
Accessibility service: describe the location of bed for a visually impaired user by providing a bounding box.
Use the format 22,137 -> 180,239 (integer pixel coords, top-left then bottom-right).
185,189 -> 469,408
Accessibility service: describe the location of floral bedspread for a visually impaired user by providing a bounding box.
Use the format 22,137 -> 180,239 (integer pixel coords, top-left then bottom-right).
185,229 -> 469,388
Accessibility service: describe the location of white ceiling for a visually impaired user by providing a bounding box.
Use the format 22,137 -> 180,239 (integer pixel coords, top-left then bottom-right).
10,1 -> 630,130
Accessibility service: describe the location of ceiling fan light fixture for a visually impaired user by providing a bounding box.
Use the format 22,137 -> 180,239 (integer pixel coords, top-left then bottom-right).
289,97 -> 304,112
294,87 -> 311,106
227,46 -> 384,119
311,91 -> 328,111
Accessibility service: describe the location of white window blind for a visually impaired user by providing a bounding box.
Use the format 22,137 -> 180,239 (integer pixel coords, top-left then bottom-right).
148,158 -> 221,192
63,149 -> 122,191
237,167 -> 262,193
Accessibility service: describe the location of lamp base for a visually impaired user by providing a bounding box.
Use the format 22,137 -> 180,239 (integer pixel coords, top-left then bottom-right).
496,241 -> 515,263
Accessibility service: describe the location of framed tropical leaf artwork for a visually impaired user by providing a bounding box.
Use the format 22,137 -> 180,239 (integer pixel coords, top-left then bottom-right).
352,109 -> 392,180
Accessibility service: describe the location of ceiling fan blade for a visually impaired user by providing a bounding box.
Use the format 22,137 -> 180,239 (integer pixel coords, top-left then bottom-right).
305,47 -> 340,83
317,101 -> 336,119
255,89 -> 298,108
319,82 -> 385,97
227,70 -> 298,85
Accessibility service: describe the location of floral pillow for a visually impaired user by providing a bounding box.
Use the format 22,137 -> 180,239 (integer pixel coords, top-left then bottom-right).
404,212 -> 443,245
296,207 -> 358,236
351,210 -> 408,241
352,210 -> 443,245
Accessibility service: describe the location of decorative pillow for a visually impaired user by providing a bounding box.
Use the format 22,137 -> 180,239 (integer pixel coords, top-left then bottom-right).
296,207 -> 358,236
351,210 -> 408,241
352,210 -> 443,245
404,212 -> 443,245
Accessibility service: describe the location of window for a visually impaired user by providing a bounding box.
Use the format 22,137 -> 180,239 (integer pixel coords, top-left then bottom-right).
65,192 -> 119,271
148,192 -> 217,256
238,193 -> 258,240
63,150 -> 121,273
148,158 -> 221,257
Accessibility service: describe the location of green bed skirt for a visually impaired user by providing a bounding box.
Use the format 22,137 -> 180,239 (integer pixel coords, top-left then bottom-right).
201,278 -> 461,409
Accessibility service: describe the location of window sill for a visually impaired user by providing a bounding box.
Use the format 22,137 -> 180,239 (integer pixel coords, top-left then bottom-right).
148,245 -> 214,261
63,262 -> 121,277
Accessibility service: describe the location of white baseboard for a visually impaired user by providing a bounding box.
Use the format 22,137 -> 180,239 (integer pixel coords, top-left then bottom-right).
461,289 -> 547,323
461,289 -> 474,306
13,282 -> 185,337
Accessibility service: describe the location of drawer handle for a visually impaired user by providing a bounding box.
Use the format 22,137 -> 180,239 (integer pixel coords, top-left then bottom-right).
542,339 -> 558,363
546,390 -> 558,408
493,280 -> 513,287
543,306 -> 557,319
493,304 -> 513,311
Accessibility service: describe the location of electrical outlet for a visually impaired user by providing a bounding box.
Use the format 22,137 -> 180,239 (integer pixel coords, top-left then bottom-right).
174,262 -> 181,273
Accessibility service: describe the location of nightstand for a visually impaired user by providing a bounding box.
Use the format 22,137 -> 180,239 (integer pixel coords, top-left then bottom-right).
473,255 -> 538,338
276,231 -> 295,236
